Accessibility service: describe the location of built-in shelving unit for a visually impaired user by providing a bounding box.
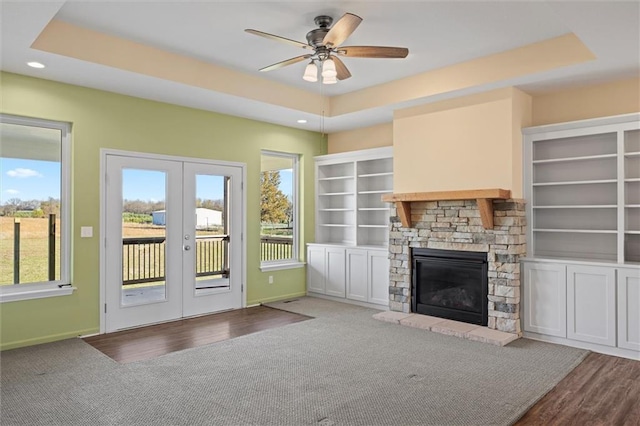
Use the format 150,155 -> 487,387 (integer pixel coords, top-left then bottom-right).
315,147 -> 393,247
309,147 -> 393,309
624,129 -> 640,263
522,114 -> 640,360
524,114 -> 640,264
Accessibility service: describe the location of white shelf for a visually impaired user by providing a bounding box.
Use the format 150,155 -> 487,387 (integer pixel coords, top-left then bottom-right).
315,147 -> 393,247
319,192 -> 353,196
533,205 -> 617,209
318,176 -> 354,181
526,114 -> 640,263
533,179 -> 617,187
532,153 -> 617,164
533,228 -> 617,234
358,189 -> 392,195
358,172 -> 393,178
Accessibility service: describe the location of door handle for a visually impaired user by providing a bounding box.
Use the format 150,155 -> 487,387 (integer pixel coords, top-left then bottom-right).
184,245 -> 191,251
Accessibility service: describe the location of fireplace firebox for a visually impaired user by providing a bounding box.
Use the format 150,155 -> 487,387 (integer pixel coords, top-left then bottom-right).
412,248 -> 488,326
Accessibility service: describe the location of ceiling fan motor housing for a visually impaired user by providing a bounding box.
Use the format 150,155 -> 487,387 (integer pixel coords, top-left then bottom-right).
306,15 -> 333,48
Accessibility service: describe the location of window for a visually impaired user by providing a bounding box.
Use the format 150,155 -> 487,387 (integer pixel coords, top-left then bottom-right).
260,151 -> 302,270
0,114 -> 72,302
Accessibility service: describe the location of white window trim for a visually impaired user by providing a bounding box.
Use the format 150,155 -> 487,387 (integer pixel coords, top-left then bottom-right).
0,114 -> 72,303
260,261 -> 305,272
260,150 -> 300,270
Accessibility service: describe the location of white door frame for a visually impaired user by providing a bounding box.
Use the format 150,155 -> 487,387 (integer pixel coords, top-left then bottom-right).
99,148 -> 247,334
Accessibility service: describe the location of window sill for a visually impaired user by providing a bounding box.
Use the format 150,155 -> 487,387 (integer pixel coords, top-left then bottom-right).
0,285 -> 77,303
260,261 -> 306,272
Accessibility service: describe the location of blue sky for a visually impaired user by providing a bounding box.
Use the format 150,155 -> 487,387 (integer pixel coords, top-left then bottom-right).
122,170 -> 227,201
122,168 -> 293,201
1,158 -> 60,204
1,158 -> 293,204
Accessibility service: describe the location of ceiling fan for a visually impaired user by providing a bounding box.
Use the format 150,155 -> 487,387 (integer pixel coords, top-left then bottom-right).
245,13 -> 409,84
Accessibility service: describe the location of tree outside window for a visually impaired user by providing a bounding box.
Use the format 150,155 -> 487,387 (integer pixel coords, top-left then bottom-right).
260,152 -> 299,264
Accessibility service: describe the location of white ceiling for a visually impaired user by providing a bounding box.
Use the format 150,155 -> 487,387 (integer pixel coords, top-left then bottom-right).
1,1 -> 639,132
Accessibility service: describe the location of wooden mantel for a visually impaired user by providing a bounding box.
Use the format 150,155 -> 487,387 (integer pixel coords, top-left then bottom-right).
381,188 -> 512,229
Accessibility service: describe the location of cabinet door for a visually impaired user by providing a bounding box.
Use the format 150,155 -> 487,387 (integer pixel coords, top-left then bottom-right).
346,249 -> 368,302
325,247 -> 346,298
567,265 -> 616,347
617,268 -> 640,351
306,246 -> 326,294
522,262 -> 567,337
368,250 -> 390,306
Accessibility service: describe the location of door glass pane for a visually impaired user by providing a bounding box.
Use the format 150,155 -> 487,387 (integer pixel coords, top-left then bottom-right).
194,174 -> 229,290
121,169 -> 167,306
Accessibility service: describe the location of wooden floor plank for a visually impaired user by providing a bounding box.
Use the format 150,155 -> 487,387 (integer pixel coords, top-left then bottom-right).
516,352 -> 640,425
84,305 -> 311,363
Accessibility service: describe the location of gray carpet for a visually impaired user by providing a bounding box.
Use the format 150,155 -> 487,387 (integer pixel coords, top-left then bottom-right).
1,297 -> 587,425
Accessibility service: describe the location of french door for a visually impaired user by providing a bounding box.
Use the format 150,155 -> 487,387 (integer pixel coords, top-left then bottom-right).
104,153 -> 243,332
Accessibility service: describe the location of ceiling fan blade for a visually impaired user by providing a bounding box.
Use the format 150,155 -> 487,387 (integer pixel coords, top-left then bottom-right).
332,56 -> 352,80
245,29 -> 312,50
337,46 -> 409,58
322,13 -> 362,47
259,55 -> 312,72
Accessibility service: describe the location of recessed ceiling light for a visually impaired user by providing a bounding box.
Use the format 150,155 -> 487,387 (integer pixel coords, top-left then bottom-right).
27,61 -> 45,69
297,119 -> 307,124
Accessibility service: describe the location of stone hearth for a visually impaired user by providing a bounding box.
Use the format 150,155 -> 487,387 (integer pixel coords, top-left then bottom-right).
388,199 -> 526,334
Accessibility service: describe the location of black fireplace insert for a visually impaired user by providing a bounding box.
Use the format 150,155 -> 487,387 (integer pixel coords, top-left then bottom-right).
412,248 -> 488,326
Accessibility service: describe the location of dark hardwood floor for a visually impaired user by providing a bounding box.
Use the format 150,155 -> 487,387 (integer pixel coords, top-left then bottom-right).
85,307 -> 639,423
83,305 -> 311,363
516,352 -> 640,425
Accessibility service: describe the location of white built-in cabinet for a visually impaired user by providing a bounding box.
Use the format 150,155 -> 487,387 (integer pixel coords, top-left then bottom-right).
307,147 -> 392,308
566,265 -> 616,347
307,245 -> 348,298
345,248 -> 390,305
617,269 -> 640,351
522,114 -> 640,359
522,262 -> 567,338
306,245 -> 326,294
345,249 -> 368,302
523,260 -> 638,358
308,245 -> 389,307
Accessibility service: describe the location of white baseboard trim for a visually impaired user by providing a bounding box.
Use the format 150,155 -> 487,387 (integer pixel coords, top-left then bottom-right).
306,292 -> 389,311
523,331 -> 640,361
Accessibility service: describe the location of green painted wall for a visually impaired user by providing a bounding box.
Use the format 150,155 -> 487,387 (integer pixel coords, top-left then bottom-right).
0,72 -> 326,350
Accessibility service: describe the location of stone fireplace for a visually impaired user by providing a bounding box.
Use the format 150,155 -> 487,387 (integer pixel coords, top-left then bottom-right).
387,198 -> 526,335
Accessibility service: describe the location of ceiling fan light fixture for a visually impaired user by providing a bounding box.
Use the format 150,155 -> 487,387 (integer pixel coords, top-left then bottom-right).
322,75 -> 337,85
321,58 -> 337,78
302,61 -> 318,82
